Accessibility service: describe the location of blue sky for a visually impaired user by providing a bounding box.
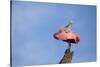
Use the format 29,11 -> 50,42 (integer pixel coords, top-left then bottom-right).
12,1 -> 96,66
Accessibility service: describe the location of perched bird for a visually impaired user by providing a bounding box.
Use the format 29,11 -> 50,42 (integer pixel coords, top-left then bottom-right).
53,22 -> 80,44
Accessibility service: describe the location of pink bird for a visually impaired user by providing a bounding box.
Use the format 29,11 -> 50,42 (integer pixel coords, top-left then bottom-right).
53,22 -> 80,44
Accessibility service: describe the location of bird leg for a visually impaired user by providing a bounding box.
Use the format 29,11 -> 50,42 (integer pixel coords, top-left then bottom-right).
68,43 -> 71,50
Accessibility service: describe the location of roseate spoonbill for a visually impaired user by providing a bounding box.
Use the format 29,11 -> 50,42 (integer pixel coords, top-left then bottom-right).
53,22 -> 80,48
